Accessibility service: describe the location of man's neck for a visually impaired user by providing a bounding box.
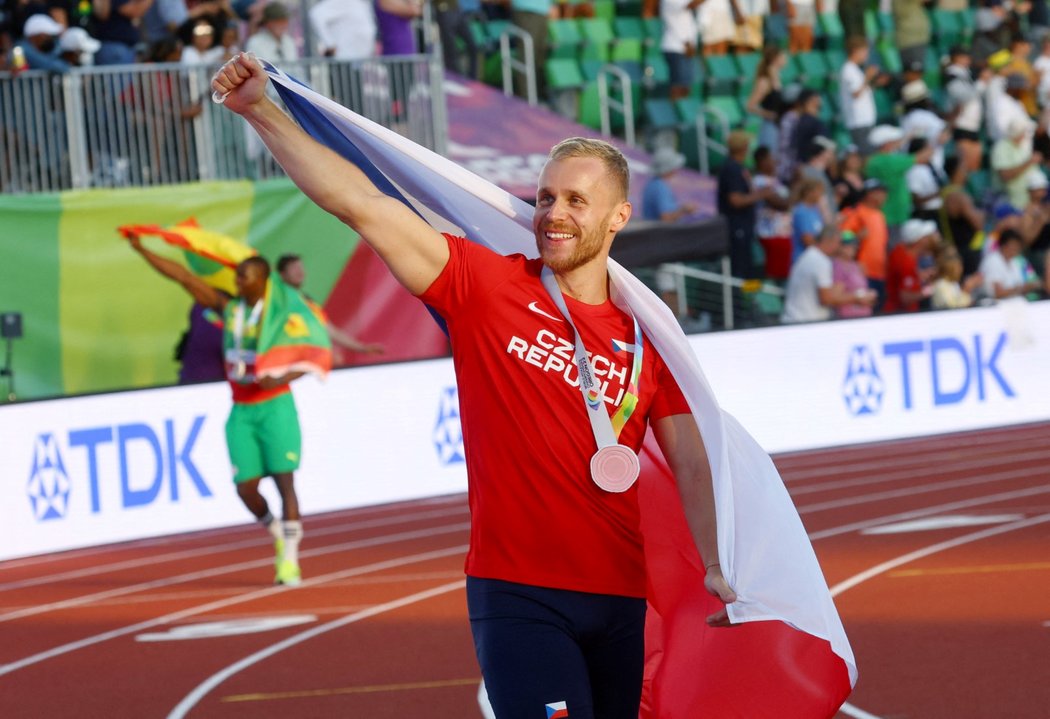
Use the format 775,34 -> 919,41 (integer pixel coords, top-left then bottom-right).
552,263 -> 610,305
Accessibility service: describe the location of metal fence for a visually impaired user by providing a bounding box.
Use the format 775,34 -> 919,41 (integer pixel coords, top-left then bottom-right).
0,54 -> 447,194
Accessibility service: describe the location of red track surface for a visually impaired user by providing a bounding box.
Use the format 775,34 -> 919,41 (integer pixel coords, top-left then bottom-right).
3,423 -> 1049,718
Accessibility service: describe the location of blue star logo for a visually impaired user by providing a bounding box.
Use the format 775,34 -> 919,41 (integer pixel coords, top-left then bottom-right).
433,387 -> 465,465
27,433 -> 71,521
843,345 -> 884,416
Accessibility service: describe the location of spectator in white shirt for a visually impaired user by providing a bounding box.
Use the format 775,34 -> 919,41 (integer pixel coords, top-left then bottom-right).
900,79 -> 949,171
839,36 -> 885,154
308,0 -> 377,60
978,228 -> 1043,299
906,137 -> 945,222
781,226 -> 868,323
991,116 -> 1042,211
181,20 -> 224,65
245,2 -> 298,62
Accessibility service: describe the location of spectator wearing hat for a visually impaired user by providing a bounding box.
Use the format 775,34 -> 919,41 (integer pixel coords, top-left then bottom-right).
839,36 -> 886,155
780,226 -> 859,323
94,0 -> 156,65
940,155 -> 988,277
900,79 -> 949,171
832,144 -> 865,210
992,116 -> 1042,211
978,227 -> 1045,299
841,177 -> 891,307
58,26 -> 102,66
892,0 -> 931,71
906,138 -> 947,223
983,49 -> 1016,143
884,218 -> 939,313
944,46 -> 988,171
866,124 -> 929,236
718,129 -> 776,279
181,19 -> 224,64
643,146 -> 697,223
832,230 -> 877,318
247,1 -> 297,61
13,13 -> 69,72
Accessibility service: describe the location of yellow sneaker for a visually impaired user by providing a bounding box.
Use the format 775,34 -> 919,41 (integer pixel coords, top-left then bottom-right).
274,558 -> 301,587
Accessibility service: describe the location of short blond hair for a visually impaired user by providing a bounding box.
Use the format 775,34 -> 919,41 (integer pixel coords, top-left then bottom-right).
547,137 -> 630,201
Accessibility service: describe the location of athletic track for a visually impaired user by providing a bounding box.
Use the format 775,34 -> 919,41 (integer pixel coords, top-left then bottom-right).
2,422 -> 1048,718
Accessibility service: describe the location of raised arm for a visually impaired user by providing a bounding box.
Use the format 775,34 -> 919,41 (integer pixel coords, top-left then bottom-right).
211,53 -> 449,296
127,234 -> 228,311
653,412 -> 737,626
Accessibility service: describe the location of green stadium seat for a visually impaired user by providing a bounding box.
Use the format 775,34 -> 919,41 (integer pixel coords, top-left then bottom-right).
616,0 -> 643,16
644,98 -> 680,131
579,81 -> 604,130
704,54 -> 738,96
546,57 -> 585,91
613,17 -> 646,42
931,9 -> 966,50
580,58 -> 605,81
593,0 -> 616,21
873,87 -> 895,122
734,52 -> 760,78
863,10 -> 878,41
642,17 -> 663,47
675,96 -> 702,124
795,51 -> 831,90
876,12 -> 895,38
878,45 -> 902,75
611,37 -> 644,63
705,95 -> 744,131
644,53 -> 671,91
579,18 -> 615,47
817,12 -> 844,49
579,39 -> 611,62
825,48 -> 846,74
549,19 -> 583,59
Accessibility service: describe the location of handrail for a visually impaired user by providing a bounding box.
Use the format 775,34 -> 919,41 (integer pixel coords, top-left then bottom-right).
596,63 -> 636,146
692,104 -> 729,177
498,25 -> 537,107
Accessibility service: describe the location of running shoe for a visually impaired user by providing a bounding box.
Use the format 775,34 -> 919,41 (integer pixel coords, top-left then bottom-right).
274,558 -> 302,587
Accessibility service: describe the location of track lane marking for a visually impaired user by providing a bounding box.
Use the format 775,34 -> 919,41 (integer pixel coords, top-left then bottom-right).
0,505 -> 469,593
0,522 -> 469,623
0,544 -> 468,677
221,677 -> 482,703
167,580 -> 467,719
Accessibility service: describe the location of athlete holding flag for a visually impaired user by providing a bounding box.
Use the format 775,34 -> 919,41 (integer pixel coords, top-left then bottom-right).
210,52 -> 736,718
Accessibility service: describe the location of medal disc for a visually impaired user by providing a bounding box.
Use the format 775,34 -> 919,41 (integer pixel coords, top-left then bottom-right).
590,444 -> 640,493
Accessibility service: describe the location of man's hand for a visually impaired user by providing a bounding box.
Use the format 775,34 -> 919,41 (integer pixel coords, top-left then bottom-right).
211,52 -> 269,116
703,564 -> 738,627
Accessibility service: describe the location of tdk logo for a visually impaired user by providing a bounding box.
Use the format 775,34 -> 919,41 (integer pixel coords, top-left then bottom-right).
27,434 -> 72,521
433,387 -> 464,465
26,417 -> 212,522
844,333 -> 1015,416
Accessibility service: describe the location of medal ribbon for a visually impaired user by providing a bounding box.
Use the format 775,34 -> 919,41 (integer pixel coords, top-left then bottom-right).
539,267 -> 643,448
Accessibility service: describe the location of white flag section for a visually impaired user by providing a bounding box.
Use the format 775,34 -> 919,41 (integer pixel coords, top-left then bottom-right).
260,61 -> 856,713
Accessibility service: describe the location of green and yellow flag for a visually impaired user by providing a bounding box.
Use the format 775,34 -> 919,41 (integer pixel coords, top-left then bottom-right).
118,218 -> 257,295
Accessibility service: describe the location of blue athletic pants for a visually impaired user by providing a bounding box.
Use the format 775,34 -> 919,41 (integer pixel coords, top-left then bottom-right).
466,576 -> 647,719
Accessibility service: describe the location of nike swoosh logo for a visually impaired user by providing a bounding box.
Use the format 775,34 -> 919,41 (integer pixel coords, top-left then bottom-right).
528,301 -> 563,322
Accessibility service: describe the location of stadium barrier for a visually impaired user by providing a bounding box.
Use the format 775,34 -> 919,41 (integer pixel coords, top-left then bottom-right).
6,299 -> 1049,561
0,54 -> 447,194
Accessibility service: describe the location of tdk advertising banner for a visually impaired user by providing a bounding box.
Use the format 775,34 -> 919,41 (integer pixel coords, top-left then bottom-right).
5,301 -> 1048,560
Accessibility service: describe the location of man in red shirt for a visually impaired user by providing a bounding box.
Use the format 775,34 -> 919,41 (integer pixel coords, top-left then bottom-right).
212,53 -> 737,719
884,218 -> 938,313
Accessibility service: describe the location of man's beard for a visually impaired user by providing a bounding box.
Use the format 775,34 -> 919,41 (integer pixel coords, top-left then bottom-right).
537,218 -> 609,273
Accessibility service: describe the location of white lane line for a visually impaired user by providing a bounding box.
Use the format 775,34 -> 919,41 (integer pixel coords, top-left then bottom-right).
798,466 -> 1044,514
809,485 -> 1050,541
785,445 -> 1050,491
829,512 -> 1050,598
0,544 -> 468,677
787,448 -> 1050,495
0,494 -> 466,571
861,514 -> 1025,534
166,580 -> 466,719
0,522 -> 469,623
0,505 -> 468,593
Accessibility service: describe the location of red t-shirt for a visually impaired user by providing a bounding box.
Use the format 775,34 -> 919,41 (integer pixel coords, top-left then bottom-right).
883,244 -> 921,313
419,236 -> 690,598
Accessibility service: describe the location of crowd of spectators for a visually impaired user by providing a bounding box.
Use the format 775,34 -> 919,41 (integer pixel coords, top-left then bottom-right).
0,0 -> 453,72
701,2 -> 1050,325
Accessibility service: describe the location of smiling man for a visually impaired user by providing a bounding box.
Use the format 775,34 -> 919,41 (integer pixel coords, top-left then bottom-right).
212,52 -> 736,719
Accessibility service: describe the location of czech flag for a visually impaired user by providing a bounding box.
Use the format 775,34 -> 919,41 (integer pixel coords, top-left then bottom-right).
260,61 -> 856,717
